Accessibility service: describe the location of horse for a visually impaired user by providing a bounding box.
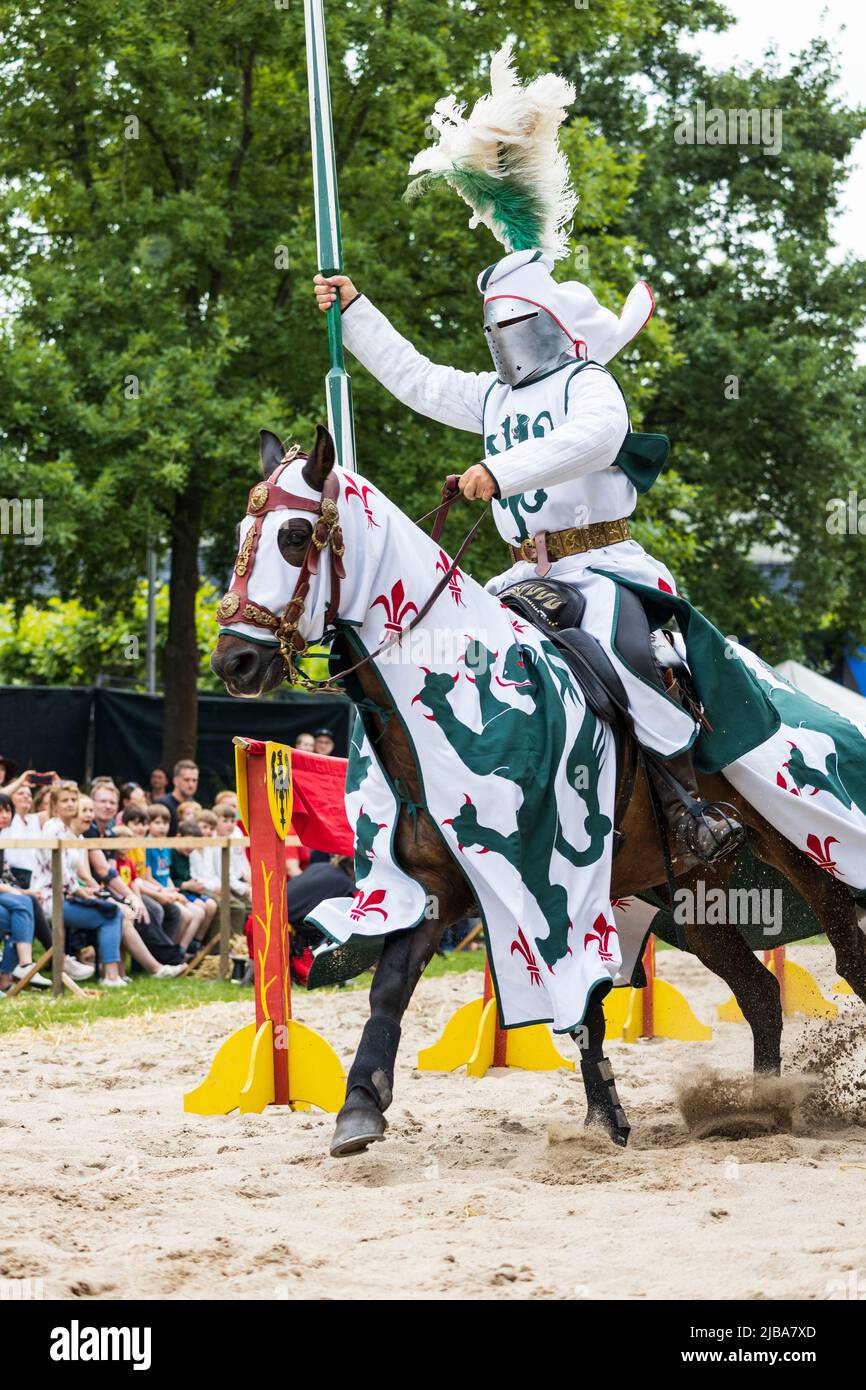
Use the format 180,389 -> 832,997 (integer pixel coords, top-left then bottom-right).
211,426 -> 866,1156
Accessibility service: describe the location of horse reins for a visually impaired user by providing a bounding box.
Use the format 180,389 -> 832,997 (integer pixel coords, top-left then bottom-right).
216,452 -> 489,691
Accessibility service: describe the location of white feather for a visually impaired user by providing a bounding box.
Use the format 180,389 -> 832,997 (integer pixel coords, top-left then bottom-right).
408,40 -> 577,260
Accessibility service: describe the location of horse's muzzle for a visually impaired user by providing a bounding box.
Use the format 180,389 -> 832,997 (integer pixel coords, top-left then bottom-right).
211,633 -> 286,697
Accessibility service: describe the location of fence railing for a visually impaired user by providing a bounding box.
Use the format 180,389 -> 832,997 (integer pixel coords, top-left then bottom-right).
1,836 -> 251,996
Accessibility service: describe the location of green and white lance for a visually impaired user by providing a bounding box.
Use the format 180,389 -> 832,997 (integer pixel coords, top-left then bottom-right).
303,0 -> 357,472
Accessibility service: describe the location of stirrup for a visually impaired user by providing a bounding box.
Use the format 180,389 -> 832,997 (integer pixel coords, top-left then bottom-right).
674,799 -> 745,865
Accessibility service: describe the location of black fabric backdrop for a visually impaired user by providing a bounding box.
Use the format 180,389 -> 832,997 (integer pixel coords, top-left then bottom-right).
0,685 -> 351,797
0,686 -> 94,783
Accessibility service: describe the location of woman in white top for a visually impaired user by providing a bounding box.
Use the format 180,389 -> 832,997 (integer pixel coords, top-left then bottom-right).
0,792 -> 50,990
32,784 -> 127,987
1,782 -> 42,876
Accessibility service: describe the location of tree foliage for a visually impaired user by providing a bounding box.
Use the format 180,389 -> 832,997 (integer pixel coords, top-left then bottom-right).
0,0 -> 863,743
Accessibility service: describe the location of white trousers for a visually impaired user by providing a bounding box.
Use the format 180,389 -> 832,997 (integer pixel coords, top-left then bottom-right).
486,538 -> 698,759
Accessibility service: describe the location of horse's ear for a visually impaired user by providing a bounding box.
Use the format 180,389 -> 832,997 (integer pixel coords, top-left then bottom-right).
259,429 -> 285,479
302,424 -> 336,492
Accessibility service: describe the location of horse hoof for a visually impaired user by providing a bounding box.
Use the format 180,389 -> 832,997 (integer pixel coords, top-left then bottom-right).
585,1108 -> 630,1149
329,1095 -> 388,1158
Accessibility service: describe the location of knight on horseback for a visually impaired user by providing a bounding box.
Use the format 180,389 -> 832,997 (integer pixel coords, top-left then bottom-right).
314,40 -> 744,868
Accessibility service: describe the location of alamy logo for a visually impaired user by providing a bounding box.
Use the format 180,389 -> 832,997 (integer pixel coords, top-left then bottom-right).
50,1320 -> 152,1371
0,496 -> 43,545
674,100 -> 782,156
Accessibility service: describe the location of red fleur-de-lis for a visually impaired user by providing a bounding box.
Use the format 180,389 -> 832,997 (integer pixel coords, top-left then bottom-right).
435,549 -> 465,607
343,477 -> 380,529
371,579 -> 418,635
510,927 -> 542,986
657,578 -> 674,594
349,888 -> 389,922
802,834 -> 840,876
583,912 -> 618,961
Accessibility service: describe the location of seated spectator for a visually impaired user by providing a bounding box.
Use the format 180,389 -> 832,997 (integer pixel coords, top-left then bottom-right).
0,796 -> 50,992
0,786 -> 55,956
155,759 -> 200,835
313,728 -> 335,757
113,805 -> 147,877
0,881 -> 49,993
215,804 -> 250,898
149,767 -> 168,802
189,810 -> 250,935
142,806 -> 208,952
293,733 -> 315,753
32,784 -> 128,988
71,798 -> 184,978
80,784 -> 156,937
159,808 -> 217,955
213,790 -> 240,820
119,782 -> 148,815
0,753 -> 17,788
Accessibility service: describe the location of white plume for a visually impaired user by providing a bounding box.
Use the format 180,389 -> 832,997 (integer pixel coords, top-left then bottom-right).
406,40 -> 577,261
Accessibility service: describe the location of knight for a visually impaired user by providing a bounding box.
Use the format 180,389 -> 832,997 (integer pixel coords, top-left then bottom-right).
313,41 -> 743,867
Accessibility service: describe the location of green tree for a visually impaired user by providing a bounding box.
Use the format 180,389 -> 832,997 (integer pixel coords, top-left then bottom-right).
1,0 -> 863,778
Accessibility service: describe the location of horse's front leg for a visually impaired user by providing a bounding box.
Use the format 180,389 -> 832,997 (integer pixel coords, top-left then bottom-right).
572,985 -> 631,1147
330,917 -> 443,1157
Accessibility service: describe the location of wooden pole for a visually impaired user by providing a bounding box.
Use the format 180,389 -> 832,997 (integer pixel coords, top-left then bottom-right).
51,848 -> 65,997
303,0 -> 357,471
219,844 -> 231,980
5,947 -> 53,999
641,934 -> 656,1038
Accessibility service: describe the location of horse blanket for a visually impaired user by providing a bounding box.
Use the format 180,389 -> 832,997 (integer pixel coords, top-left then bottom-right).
301,469 -> 866,1028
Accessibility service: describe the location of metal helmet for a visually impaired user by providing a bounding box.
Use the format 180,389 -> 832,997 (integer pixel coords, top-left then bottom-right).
483,295 -> 575,386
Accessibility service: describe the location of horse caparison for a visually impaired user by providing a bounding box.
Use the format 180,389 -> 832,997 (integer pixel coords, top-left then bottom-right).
212,427 -> 866,1157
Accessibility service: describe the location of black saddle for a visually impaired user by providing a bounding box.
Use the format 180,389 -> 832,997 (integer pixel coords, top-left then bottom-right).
499,577 -> 690,731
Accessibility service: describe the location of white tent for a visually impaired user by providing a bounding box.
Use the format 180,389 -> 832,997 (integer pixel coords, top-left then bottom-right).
775,660 -> 866,725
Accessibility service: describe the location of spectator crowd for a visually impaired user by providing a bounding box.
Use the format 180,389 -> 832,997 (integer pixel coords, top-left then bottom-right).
0,727 -> 346,996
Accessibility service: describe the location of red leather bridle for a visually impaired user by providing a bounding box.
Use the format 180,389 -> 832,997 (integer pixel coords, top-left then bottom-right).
215,448 -> 346,673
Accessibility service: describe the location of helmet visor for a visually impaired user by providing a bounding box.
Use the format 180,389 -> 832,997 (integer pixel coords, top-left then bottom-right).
483,297 -> 573,386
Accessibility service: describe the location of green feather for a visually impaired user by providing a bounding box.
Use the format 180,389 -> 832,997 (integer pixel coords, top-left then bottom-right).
404,166 -> 544,252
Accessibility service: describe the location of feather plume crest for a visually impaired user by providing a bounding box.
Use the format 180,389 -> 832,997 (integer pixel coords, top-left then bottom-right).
405,40 -> 577,260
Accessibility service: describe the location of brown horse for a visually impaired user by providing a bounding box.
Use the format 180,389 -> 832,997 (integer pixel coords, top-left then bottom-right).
212,427 -> 866,1156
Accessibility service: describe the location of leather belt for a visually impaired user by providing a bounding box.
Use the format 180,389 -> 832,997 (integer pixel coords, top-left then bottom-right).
510,516 -> 631,569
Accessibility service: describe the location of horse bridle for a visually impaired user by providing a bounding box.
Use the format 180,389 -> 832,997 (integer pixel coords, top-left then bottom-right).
216,449 -> 488,690
216,448 -> 346,676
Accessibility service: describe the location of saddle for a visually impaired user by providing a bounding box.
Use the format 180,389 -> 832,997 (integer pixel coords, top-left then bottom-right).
499,578 -> 690,732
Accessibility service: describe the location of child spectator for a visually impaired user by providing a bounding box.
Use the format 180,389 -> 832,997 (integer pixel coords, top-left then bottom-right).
167,813 -> 217,954
142,805 -> 208,952
190,810 -> 250,935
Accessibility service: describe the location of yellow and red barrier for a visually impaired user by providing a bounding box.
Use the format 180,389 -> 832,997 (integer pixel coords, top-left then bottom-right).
184,739 -> 346,1117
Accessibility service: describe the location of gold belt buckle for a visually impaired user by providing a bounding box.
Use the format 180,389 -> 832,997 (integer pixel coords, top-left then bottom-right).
518,539 -> 537,564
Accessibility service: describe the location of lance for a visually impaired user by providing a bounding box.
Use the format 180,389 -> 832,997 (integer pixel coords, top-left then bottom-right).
303,0 -> 357,472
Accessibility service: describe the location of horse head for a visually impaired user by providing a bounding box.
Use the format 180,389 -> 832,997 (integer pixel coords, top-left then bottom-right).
211,423 -> 345,697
